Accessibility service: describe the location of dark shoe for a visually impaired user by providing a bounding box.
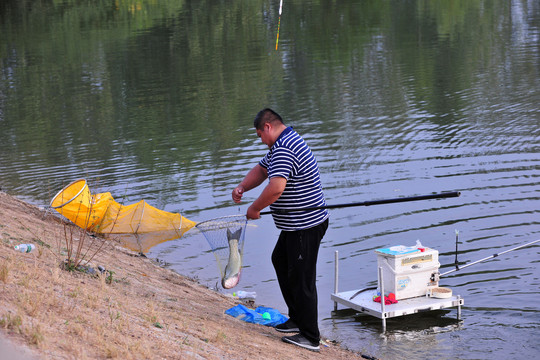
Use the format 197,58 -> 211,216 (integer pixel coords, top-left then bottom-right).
274,319 -> 299,333
282,334 -> 320,352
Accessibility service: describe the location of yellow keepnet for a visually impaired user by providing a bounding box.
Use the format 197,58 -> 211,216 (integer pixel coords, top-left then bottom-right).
50,179 -> 195,241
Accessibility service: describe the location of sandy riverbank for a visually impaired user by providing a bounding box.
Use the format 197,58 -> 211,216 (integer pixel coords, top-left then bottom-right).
0,191 -> 372,359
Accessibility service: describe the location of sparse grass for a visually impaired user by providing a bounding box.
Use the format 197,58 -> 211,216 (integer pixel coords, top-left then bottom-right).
19,291 -> 43,317
33,238 -> 50,249
153,321 -> 163,329
68,324 -> 85,341
67,287 -> 80,298
1,259 -> 10,283
0,312 -> 23,333
104,343 -> 120,359
105,270 -> 115,284
1,232 -> 11,244
27,323 -> 44,346
108,302 -> 121,325
213,329 -> 227,343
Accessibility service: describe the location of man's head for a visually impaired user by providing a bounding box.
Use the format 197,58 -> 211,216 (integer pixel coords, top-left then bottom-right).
253,108 -> 286,148
253,108 -> 284,130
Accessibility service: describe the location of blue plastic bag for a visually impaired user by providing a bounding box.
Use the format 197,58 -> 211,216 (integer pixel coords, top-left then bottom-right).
225,304 -> 288,327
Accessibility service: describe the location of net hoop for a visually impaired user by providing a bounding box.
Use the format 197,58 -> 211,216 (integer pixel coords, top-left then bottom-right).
50,179 -> 89,209
195,215 -> 248,232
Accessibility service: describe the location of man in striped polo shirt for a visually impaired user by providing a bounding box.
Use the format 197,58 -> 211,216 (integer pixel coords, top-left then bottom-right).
232,108 -> 329,352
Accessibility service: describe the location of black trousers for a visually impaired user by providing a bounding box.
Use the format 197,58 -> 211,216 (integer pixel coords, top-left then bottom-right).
271,218 -> 329,343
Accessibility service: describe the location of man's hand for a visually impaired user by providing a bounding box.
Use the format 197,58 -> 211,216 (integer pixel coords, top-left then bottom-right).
232,165 -> 268,204
232,185 -> 244,203
246,205 -> 261,220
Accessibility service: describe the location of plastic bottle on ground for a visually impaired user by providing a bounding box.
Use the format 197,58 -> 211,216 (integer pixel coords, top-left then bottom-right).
14,244 -> 36,253
233,290 -> 257,299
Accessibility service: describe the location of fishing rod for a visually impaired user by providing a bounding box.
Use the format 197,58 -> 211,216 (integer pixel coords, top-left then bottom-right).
260,191 -> 460,215
439,238 -> 540,277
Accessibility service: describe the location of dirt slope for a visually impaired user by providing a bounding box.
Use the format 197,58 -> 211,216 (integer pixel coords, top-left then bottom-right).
0,191 -> 371,359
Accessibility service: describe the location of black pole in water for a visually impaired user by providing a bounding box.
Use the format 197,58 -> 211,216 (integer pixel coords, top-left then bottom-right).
260,191 -> 460,215
454,230 -> 460,271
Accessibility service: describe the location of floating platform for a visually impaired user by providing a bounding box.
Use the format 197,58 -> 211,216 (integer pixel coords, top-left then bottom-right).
331,289 -> 463,326
331,251 -> 464,331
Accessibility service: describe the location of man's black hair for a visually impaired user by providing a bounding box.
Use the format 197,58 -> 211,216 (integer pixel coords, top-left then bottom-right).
254,108 -> 284,129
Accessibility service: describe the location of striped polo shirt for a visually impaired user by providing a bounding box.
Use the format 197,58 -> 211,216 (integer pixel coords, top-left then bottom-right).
259,126 -> 329,231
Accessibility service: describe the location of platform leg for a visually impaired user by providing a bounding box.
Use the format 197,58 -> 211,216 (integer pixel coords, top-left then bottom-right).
378,267 -> 386,332
334,251 -> 339,311
457,295 -> 462,320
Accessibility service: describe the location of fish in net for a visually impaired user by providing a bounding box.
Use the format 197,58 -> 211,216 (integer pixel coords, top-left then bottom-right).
195,215 -> 248,289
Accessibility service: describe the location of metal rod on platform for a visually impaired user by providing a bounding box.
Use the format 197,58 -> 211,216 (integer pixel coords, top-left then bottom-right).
334,251 -> 339,311
378,267 -> 386,332
440,238 -> 540,277
260,191 -> 460,215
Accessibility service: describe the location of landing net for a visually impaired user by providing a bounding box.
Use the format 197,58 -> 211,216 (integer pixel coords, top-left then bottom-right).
196,215 -> 248,288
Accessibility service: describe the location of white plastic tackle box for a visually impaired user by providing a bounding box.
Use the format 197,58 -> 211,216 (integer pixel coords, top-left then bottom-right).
375,246 -> 440,300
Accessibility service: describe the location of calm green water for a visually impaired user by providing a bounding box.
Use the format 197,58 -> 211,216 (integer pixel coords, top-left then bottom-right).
1,0 -> 539,358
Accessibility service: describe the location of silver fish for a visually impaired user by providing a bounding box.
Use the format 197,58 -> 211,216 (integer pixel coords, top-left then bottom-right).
222,228 -> 242,289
